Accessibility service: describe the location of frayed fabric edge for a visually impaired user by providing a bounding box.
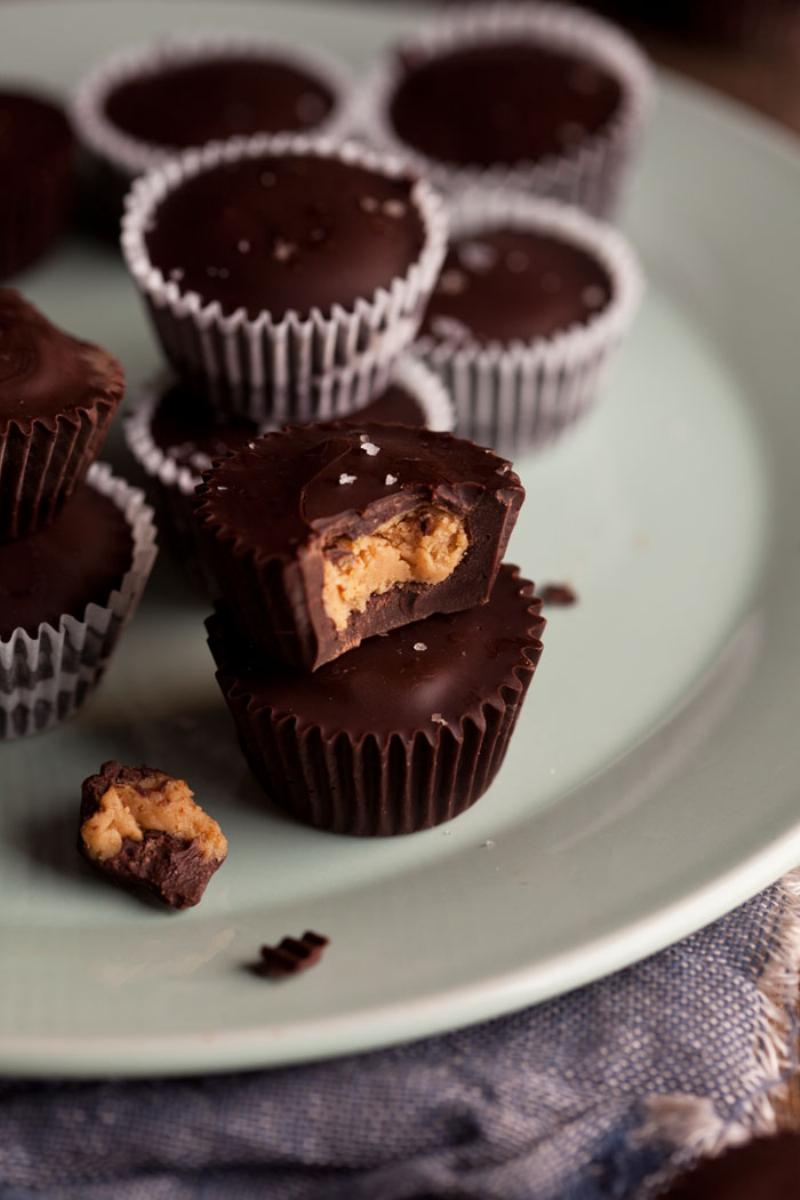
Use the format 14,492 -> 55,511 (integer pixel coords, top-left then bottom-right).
635,867 -> 800,1197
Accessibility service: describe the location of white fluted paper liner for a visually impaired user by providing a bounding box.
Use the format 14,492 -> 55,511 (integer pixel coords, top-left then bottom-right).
122,133 -> 449,419
414,191 -> 643,456
71,30 -> 356,181
0,463 -> 158,740
125,354 -> 454,503
354,2 -> 654,219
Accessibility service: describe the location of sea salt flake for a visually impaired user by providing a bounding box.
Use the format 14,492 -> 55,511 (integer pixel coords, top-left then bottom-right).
458,240 -> 497,273
217,485 -> 228,492
382,199 -> 407,218
437,268 -> 468,295
339,473 -> 357,485
384,473 -> 398,486
273,239 -> 297,263
248,442 -> 257,450
413,642 -> 427,652
431,713 -> 447,726
237,239 -> 251,254
361,441 -> 380,456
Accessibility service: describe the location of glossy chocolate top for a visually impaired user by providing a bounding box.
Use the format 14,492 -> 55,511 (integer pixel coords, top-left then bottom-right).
144,155 -> 425,319
661,1133 -> 800,1199
104,56 -> 335,151
0,485 -> 133,639
0,89 -> 73,168
389,41 -> 622,167
149,379 -> 430,475
422,228 -> 612,345
0,289 -> 123,428
196,421 -> 522,557
211,564 -> 542,737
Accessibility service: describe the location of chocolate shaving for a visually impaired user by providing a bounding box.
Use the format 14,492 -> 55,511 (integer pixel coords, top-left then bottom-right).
256,930 -> 329,978
538,583 -> 578,607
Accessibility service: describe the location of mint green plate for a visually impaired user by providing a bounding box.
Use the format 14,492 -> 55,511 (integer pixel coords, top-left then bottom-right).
2,0 -> 798,1079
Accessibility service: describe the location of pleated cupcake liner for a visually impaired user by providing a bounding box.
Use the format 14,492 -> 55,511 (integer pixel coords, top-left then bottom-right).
353,1 -> 654,220
0,375 -> 122,541
71,30 -> 356,183
207,572 -> 545,836
124,355 -> 453,590
414,190 -> 643,457
0,462 -> 158,740
0,136 -> 75,280
121,133 -> 449,420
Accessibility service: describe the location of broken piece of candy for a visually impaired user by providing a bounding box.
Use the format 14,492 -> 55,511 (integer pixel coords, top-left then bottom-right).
194,422 -> 524,670
256,931 -> 330,978
78,760 -> 227,909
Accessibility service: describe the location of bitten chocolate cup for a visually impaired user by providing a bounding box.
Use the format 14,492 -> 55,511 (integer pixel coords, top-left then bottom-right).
194,422 -> 524,671
124,356 -> 453,590
79,761 -> 227,909
0,462 -> 157,741
0,89 -> 75,280
415,191 -> 642,456
121,134 -> 448,420
354,2 -> 653,219
0,289 -> 125,540
208,564 -> 544,836
71,32 -> 355,231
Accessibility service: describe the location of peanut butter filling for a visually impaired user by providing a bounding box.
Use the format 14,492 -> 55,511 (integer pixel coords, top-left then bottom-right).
80,773 -> 228,863
322,505 -> 468,632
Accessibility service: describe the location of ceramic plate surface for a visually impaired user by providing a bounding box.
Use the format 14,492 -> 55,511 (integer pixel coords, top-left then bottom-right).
1,0 -> 799,1079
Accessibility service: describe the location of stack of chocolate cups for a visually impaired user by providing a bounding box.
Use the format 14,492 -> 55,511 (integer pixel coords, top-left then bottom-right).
194,421 -> 546,837
0,291 -> 157,739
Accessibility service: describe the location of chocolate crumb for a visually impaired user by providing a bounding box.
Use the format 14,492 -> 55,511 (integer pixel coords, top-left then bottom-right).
256,931 -> 329,978
538,583 -> 578,607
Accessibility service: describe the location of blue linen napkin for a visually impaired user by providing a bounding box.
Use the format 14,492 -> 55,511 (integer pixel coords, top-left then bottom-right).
1,876 -> 797,1200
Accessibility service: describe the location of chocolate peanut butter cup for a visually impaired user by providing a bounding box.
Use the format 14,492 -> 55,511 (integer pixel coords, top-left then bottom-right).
208,564 -> 544,836
73,33 -> 353,228
125,357 -> 452,588
0,289 -> 124,539
0,462 -> 157,740
195,422 -> 523,671
416,192 -> 642,455
355,3 -> 652,218
0,89 -> 75,280
122,134 -> 447,420
79,761 -> 227,909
